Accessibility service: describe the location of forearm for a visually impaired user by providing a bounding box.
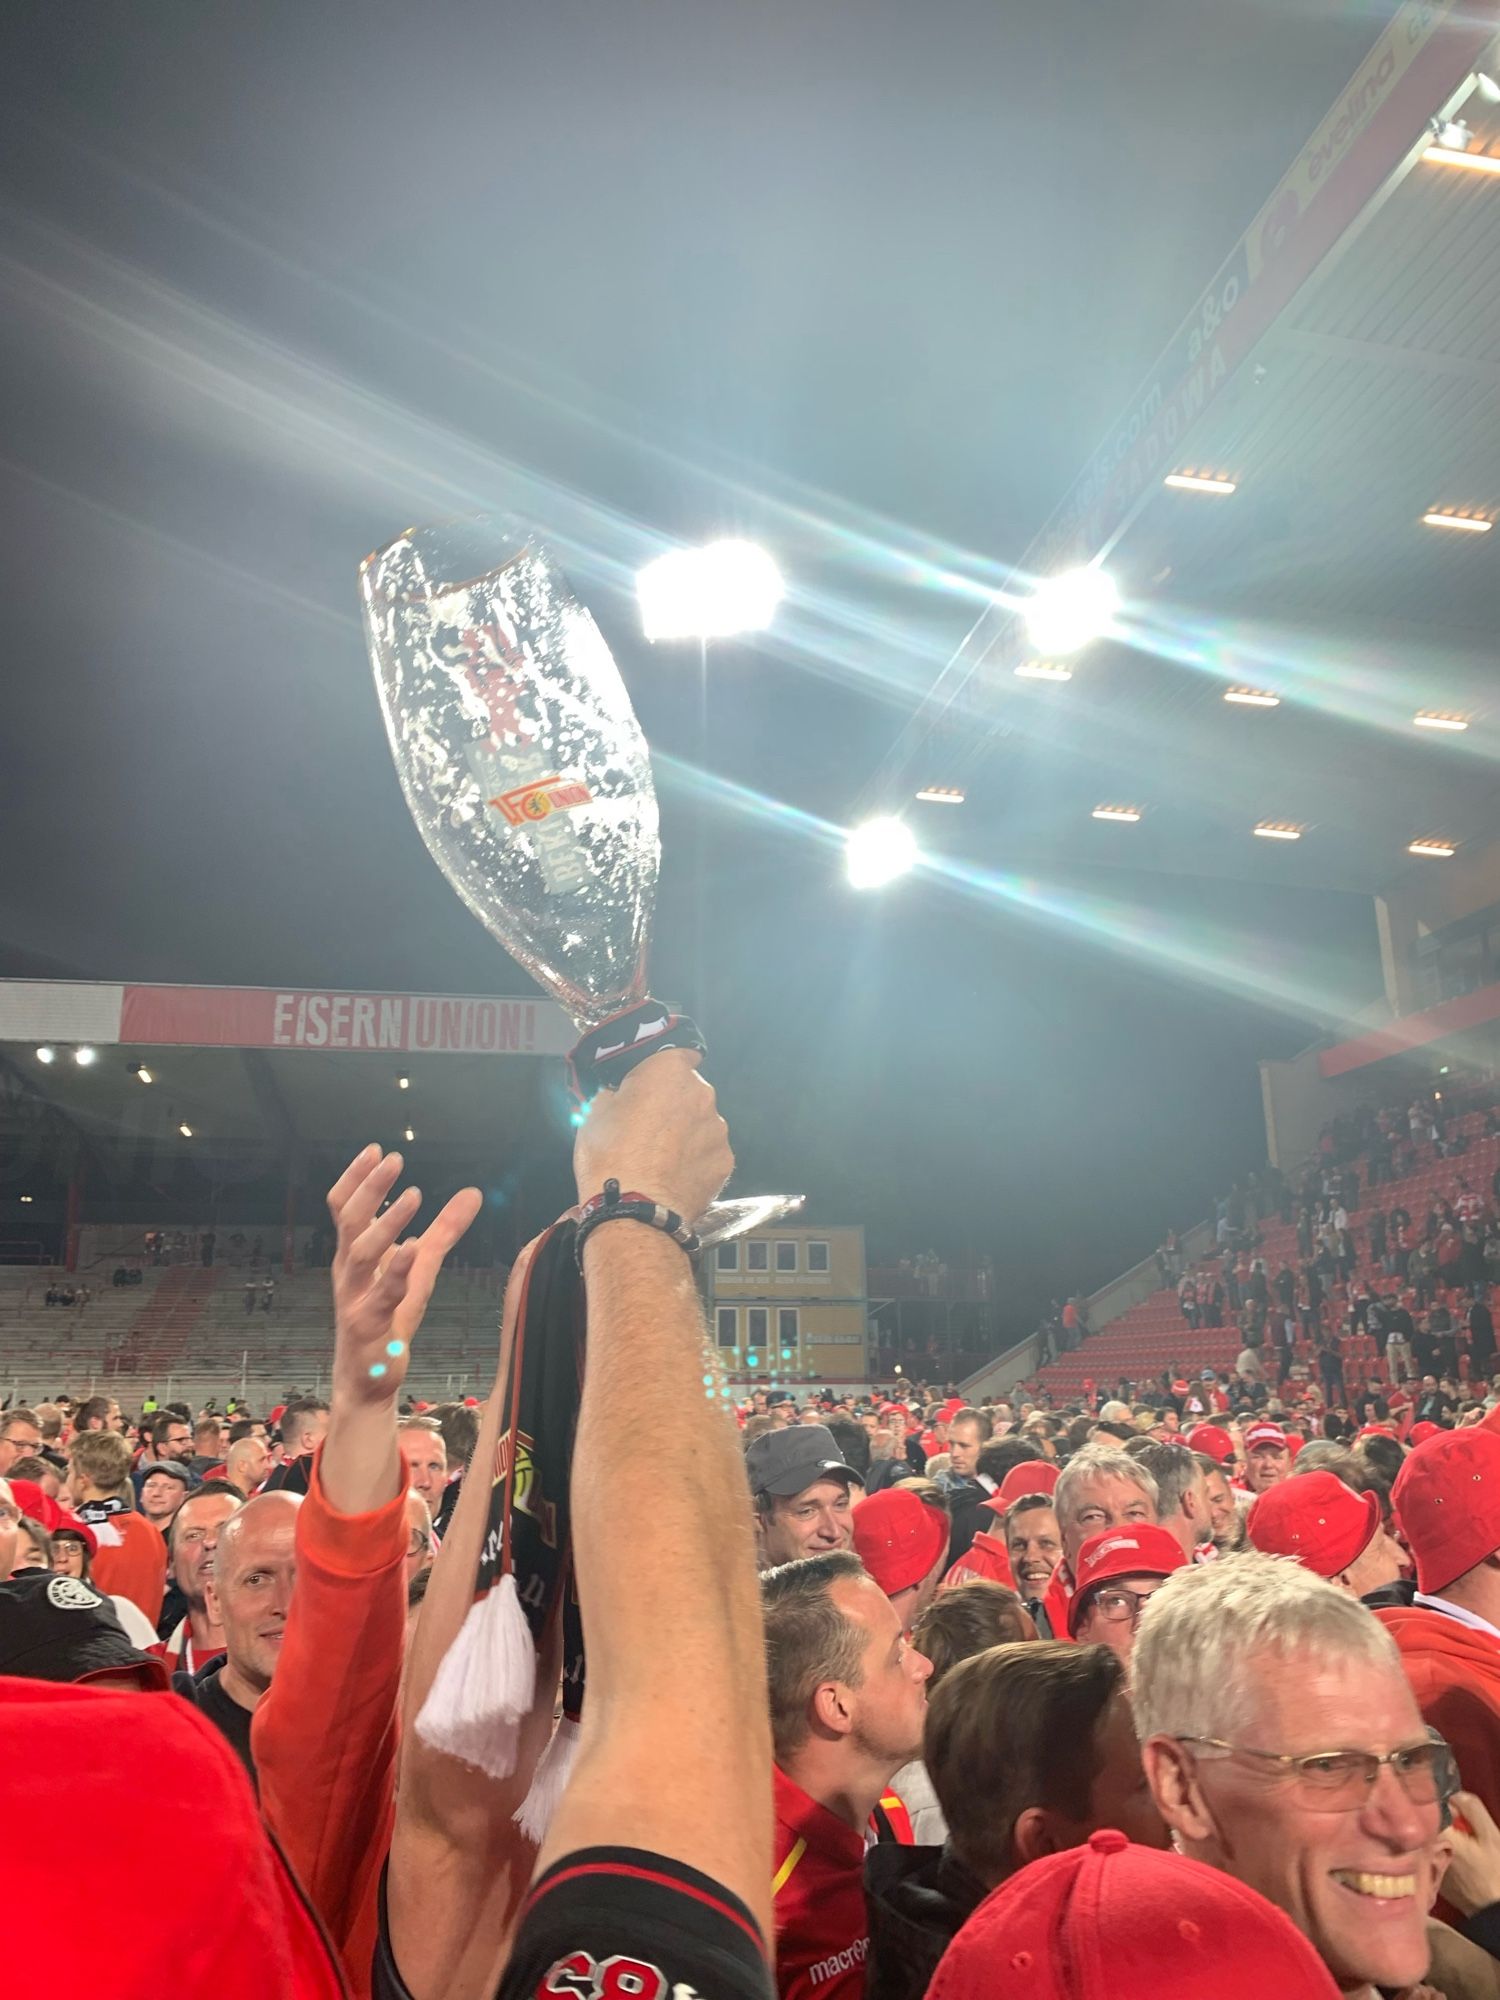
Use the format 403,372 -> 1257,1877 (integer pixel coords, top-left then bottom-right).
320,1385 -> 402,1515
539,1223 -> 771,1934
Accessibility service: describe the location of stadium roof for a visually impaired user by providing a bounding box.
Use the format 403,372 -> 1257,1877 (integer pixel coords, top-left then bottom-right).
0,980 -> 577,1176
858,2 -> 1500,900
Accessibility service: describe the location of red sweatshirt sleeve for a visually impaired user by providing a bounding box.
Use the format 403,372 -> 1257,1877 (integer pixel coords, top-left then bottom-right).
252,1442 -> 409,2000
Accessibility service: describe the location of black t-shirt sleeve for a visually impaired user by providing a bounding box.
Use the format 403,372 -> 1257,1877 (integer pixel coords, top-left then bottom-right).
373,1847 -> 771,2000
495,1847 -> 773,2000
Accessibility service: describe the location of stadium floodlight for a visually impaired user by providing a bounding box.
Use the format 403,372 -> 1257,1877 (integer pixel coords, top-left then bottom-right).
1409,837 -> 1457,858
178,1123 -> 194,1138
1435,116 -> 1473,151
1422,145 -> 1500,174
74,1045 -> 98,1067
1477,72 -> 1500,103
1014,660 -> 1073,682
1253,821 -> 1303,841
131,1064 -> 155,1084
1022,565 -> 1119,656
1413,711 -> 1469,732
1092,804 -> 1142,823
35,1045 -> 55,1064
404,1126 -> 416,1143
397,1073 -> 410,1090
637,540 -> 784,642
915,785 -> 965,804
1224,688 -> 1280,708
19,1195 -> 33,1204
1422,510 -> 1493,532
1164,472 -> 1237,495
845,816 -> 919,890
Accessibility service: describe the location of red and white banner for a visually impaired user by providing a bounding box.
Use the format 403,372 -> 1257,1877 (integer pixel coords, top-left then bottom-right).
0,980 -> 574,1057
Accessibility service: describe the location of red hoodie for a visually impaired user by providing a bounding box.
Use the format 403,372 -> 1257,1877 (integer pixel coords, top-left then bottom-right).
1377,1604 -> 1500,1818
942,1531 -> 1014,1591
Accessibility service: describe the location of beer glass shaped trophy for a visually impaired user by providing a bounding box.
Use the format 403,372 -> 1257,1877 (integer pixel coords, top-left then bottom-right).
360,517 -> 795,1244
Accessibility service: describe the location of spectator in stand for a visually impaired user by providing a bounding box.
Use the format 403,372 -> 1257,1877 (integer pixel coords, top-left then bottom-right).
64,1430 -> 166,1624
261,1396 -> 330,1495
1136,1554 -> 1451,1996
1314,1327 -> 1345,1408
1177,1273 -> 1200,1331
748,1426 -> 862,1569
261,1273 -> 276,1312
1471,1291 -> 1496,1384
865,1641 -> 1168,2000
764,1550 -> 930,2000
137,1460 -> 192,1535
244,1277 -> 257,1316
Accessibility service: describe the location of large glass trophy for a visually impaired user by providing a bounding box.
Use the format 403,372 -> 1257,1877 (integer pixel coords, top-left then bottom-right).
360,517 -> 795,1244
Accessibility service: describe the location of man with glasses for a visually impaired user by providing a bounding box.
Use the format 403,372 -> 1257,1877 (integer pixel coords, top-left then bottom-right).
1134,1552 -> 1456,1995
1068,1526 -> 1186,1668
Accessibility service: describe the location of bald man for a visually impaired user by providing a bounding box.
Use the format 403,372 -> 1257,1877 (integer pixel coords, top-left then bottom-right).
225,1432 -> 273,1498
176,1490 -> 301,1781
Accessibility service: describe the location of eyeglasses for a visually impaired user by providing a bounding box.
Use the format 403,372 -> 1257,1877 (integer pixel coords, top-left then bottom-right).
1088,1585 -> 1160,1626
406,1531 -> 433,1558
1179,1735 -> 1457,1812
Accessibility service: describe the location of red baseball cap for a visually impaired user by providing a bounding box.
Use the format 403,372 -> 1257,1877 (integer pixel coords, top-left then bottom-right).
1186,1424 -> 1234,1464
1357,1424 -> 1398,1442
1394,1428 -> 1500,1594
6,1478 -> 63,1531
1246,1471 -> 1381,1581
853,1488 -> 949,1598
1068,1526 -> 1187,1637
984,1460 -> 1062,1516
1244,1423 -> 1288,1452
927,1829 -> 1340,2000
1407,1421 -> 1441,1446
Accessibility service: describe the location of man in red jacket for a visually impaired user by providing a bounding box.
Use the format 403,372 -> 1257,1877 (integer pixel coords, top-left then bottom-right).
1378,1426 -> 1500,1825
764,1550 -> 929,2000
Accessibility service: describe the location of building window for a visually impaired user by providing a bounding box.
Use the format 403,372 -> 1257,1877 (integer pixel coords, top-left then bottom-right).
778,1307 -> 799,1352
715,1240 -> 739,1272
775,1240 -> 798,1273
806,1240 -> 830,1274
716,1307 -> 738,1349
746,1306 -> 769,1350
746,1240 -> 769,1272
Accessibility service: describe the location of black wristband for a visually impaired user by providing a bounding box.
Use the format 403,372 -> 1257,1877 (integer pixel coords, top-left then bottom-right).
574,1178 -> 702,1269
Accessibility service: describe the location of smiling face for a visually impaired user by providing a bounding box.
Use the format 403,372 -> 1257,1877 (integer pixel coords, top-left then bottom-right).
139,1471 -> 186,1524
1202,1468 -> 1238,1548
1006,1503 -> 1063,1593
1155,1655 -> 1441,1992
758,1476 -> 856,1566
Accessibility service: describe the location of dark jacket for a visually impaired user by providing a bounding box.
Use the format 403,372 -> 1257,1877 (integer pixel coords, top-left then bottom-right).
863,1844 -> 990,2000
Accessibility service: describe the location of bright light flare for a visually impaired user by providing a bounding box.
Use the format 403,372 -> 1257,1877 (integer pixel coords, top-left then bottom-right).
1409,837 -> 1457,858
404,1126 -> 416,1142
1224,687 -> 1280,708
178,1123 -> 194,1137
1253,821 -> 1303,841
1164,472 -> 1237,495
915,785 -> 965,804
1422,145 -> 1500,172
637,540 -> 784,641
132,1065 -> 154,1084
1022,566 -> 1120,656
1014,660 -> 1073,682
846,817 -> 919,890
1092,805 -> 1142,823
1413,712 -> 1469,732
35,1045 -> 55,1065
1422,510 -> 1493,532
74,1045 -> 98,1067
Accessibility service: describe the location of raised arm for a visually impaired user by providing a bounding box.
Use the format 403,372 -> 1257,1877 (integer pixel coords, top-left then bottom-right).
387,1237 -> 566,2000
536,1052 -> 773,1941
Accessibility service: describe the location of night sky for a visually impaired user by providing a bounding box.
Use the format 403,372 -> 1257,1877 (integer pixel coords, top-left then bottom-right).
0,1 -> 1395,1332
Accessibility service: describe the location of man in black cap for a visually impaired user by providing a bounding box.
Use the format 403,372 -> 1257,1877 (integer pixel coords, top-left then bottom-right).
0,1571 -> 170,1692
746,1424 -> 862,1568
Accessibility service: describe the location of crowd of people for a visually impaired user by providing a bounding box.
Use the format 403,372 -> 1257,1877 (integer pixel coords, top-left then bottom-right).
11,1056 -> 1500,1997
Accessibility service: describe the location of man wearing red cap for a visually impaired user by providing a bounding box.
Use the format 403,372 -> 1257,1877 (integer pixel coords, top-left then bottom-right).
853,1489 -> 949,1633
763,1551 -> 930,2000
1247,1471 -> 1406,1602
1378,1427 -> 1500,1824
1241,1422 -> 1292,1495
1068,1526 -> 1186,1666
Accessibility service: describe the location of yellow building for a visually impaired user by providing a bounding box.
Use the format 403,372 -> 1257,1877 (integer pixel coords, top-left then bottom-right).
705,1224 -> 868,1383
